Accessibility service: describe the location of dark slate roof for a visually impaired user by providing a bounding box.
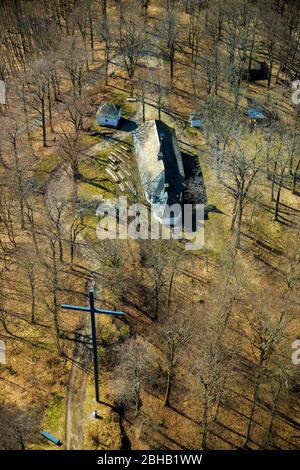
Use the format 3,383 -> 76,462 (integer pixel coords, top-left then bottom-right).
133,120 -> 185,212
97,102 -> 119,119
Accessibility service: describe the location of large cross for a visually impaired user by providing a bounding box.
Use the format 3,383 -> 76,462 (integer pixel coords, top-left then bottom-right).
61,288 -> 125,403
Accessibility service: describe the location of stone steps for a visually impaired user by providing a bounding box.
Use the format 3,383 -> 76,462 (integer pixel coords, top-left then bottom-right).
105,143 -> 133,193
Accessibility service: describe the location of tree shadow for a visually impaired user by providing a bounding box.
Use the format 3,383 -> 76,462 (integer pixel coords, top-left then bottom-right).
139,417 -> 188,450
242,232 -> 283,256
167,403 -> 200,426
280,202 -> 300,213
93,131 -> 134,147
209,430 -> 240,449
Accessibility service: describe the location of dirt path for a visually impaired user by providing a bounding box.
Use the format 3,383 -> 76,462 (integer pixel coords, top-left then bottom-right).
65,316 -> 91,450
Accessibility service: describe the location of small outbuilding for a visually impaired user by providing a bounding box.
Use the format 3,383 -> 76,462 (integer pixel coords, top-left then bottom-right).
247,107 -> 267,121
96,102 -> 121,128
189,111 -> 203,129
246,106 -> 269,129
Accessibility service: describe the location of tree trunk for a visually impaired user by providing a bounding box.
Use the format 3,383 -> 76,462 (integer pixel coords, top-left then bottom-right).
243,361 -> 263,447
48,83 -> 53,133
248,30 -> 255,72
274,177 -> 283,221
230,199 -> 238,232
292,159 -> 300,193
235,192 -> 244,249
170,48 -> 175,82
29,273 -> 36,323
264,379 -> 283,448
271,161 -> 277,201
50,240 -> 62,354
41,94 -> 47,147
268,59 -> 273,88
130,78 -> 134,97
134,383 -> 141,417
201,389 -> 209,449
105,43 -> 109,86
163,368 -> 173,406
89,6 -> 95,61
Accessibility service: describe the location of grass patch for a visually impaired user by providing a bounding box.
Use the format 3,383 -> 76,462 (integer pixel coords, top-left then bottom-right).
186,126 -> 199,137
32,153 -> 61,192
83,380 -> 121,450
200,152 -> 230,258
31,392 -> 66,449
78,182 -> 109,201
42,393 -> 65,434
110,90 -> 137,119
82,134 -> 101,145
78,175 -> 115,201
95,147 -> 112,160
78,146 -> 118,200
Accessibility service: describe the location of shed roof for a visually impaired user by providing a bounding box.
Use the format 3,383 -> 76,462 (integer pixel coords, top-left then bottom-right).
133,120 -> 185,217
247,107 -> 267,120
97,102 -> 119,119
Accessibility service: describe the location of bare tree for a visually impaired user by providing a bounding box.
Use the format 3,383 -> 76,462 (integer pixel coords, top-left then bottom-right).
159,1 -> 180,82
89,238 -> 132,310
118,18 -> 145,96
202,96 -> 241,157
188,0 -> 202,65
220,135 -> 264,248
113,338 -> 150,417
262,366 -> 288,449
47,199 -> 67,263
243,304 -> 291,447
157,311 -> 196,407
279,235 -> 300,293
195,335 -> 234,449
44,235 -> 62,355
0,405 -> 36,450
152,72 -> 168,121
1,122 -> 30,230
25,58 -> 55,147
14,411 -> 34,450
0,189 -> 17,248
62,95 -> 88,134
69,215 -> 85,265
139,240 -> 180,319
63,38 -> 86,98
16,247 -> 39,324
